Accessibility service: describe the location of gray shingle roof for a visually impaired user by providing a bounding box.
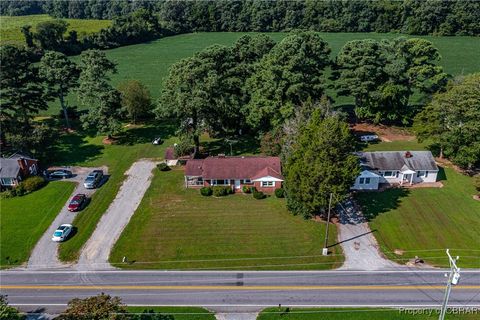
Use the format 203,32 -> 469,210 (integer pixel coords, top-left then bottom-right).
358,151 -> 438,171
0,158 -> 20,178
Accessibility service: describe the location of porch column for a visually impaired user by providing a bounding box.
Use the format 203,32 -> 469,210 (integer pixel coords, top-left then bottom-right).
185,176 -> 188,188
410,173 -> 413,185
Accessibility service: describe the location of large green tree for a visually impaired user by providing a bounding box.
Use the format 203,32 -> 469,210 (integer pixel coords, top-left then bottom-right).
39,51 -> 80,128
335,37 -> 448,124
0,46 -> 47,143
33,19 -> 68,51
157,34 -> 274,150
77,50 -> 122,138
414,73 -> 480,170
283,109 -> 360,219
245,31 -> 331,130
118,80 -> 152,124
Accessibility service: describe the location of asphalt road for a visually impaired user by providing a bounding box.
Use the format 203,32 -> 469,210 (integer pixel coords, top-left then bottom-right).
1,270 -> 479,314
25,166 -> 108,270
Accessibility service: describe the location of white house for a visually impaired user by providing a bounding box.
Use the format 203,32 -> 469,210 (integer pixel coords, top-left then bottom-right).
352,151 -> 439,190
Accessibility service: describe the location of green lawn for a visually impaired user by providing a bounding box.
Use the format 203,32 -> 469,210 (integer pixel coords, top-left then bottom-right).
356,167 -> 480,268
46,32 -> 480,115
57,123 -> 176,262
363,139 -> 428,152
257,308 -> 480,320
110,168 -> 342,270
126,307 -> 215,320
0,181 -> 75,268
0,14 -> 111,45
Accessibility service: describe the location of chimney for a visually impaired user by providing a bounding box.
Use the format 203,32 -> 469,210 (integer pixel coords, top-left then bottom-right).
17,158 -> 27,174
405,151 -> 412,158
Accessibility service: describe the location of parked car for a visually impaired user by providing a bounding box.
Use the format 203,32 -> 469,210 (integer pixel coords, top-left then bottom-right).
51,224 -> 73,242
49,169 -> 73,179
360,135 -> 379,142
67,194 -> 87,212
83,170 -> 103,189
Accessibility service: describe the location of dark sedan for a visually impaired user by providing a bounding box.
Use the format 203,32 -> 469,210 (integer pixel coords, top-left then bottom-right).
49,169 -> 73,179
67,194 -> 87,212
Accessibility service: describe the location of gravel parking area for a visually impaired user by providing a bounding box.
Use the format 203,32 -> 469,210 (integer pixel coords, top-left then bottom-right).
25,166 -> 107,270
77,160 -> 157,270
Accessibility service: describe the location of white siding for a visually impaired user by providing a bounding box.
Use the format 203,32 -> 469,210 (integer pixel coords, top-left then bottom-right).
352,176 -> 380,190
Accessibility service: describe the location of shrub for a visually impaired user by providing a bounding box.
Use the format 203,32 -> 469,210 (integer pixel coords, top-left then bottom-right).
157,162 -> 171,171
15,184 -> 26,196
21,176 -> 46,192
253,190 -> 266,200
0,190 -> 15,199
200,187 -> 212,196
274,188 -> 285,198
227,187 -> 234,194
242,185 -> 252,193
474,176 -> 480,193
213,186 -> 229,197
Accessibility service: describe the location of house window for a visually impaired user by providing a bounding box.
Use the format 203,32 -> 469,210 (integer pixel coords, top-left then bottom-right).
383,171 -> 396,178
359,177 -> 371,185
213,179 -> 229,185
261,181 -> 274,187
417,171 -> 428,178
0,178 -> 15,186
244,179 -> 251,184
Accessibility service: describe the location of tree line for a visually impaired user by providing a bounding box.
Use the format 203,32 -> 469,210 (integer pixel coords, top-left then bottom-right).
2,0 -> 479,36
20,8 -> 165,57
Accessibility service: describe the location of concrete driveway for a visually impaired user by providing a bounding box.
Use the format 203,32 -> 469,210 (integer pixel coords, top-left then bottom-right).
25,166 -> 107,270
76,160 -> 157,270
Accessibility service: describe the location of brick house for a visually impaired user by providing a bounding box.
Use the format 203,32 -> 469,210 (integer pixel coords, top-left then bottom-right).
0,153 -> 39,188
184,156 -> 284,192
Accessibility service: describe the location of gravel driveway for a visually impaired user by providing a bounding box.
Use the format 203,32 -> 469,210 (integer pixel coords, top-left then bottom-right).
336,197 -> 402,270
25,166 -> 108,270
76,160 -> 157,270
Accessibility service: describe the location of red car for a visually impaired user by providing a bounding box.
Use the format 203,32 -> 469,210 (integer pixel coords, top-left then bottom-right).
67,194 -> 87,212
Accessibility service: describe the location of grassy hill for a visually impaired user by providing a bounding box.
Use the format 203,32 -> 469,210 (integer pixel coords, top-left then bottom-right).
48,32 -> 479,115
0,14 -> 111,45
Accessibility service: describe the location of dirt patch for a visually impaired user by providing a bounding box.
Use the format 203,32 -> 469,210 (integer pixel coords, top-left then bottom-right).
474,195 -> 480,201
352,123 -> 415,142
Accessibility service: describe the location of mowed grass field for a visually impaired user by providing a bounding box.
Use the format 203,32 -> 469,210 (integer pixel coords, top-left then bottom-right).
257,308 -> 480,320
0,14 -> 111,45
357,166 -> 480,268
49,32 -> 480,115
0,181 -> 75,268
126,307 -> 215,320
110,168 -> 343,270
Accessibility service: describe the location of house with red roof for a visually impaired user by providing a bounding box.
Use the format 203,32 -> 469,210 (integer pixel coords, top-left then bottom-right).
184,155 -> 284,192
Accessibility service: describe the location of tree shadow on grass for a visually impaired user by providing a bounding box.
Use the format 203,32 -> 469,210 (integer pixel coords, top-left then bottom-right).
355,187 -> 410,221
48,133 -> 104,166
115,123 -> 176,146
202,135 -> 260,156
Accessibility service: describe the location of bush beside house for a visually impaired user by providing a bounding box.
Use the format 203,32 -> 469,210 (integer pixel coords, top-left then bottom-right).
0,176 -> 47,198
157,162 -> 170,171
200,186 -> 213,196
275,188 -> 285,198
253,190 -> 266,200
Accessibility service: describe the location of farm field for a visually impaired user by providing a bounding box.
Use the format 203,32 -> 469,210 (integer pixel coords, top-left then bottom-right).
257,308 -> 480,320
0,181 -> 75,268
110,168 -> 343,270
57,123 -> 176,262
357,166 -> 480,268
47,32 -> 480,115
0,14 -> 111,45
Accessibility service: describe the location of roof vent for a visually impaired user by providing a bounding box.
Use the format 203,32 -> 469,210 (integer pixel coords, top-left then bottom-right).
405,151 -> 413,158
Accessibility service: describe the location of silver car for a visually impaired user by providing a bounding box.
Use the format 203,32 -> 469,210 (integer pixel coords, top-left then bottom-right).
52,224 -> 73,242
83,170 -> 103,189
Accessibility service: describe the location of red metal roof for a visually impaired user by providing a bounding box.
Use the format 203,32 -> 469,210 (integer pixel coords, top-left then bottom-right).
185,156 -> 283,180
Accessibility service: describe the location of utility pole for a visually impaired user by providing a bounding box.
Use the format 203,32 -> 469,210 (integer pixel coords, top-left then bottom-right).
439,249 -> 461,320
322,193 -> 333,256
